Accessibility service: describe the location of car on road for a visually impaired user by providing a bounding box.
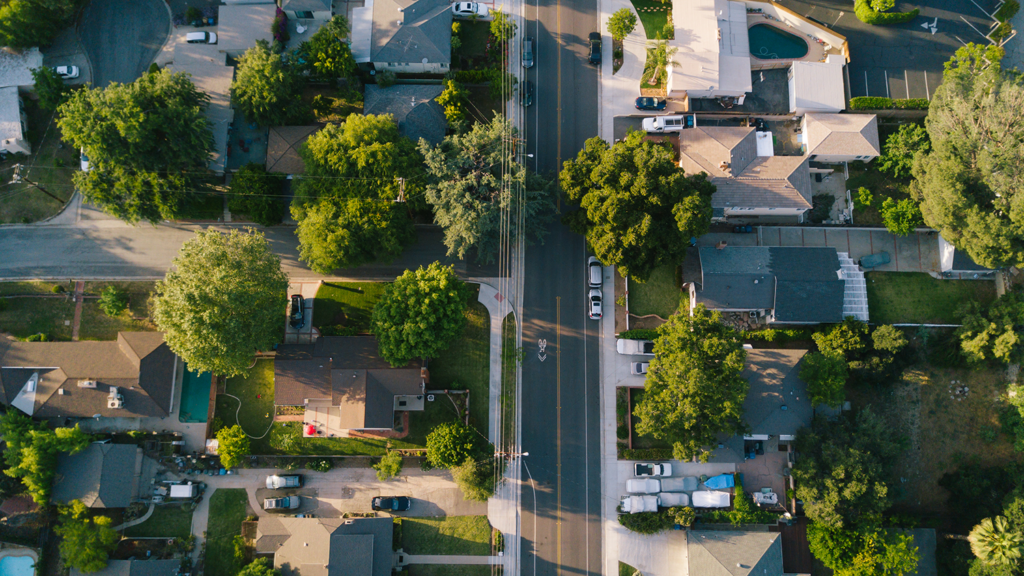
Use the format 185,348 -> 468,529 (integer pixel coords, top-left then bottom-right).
52,65 -> 79,80
588,288 -> 602,320
616,338 -> 654,355
588,256 -> 602,288
289,294 -> 305,329
630,362 -> 649,375
266,475 -> 302,490
634,462 -> 671,477
588,32 -> 602,66
264,496 -> 300,510
859,251 -> 891,269
522,36 -> 535,68
372,496 -> 411,512
642,114 -> 696,133
80,149 -> 90,172
634,97 -> 666,111
521,80 -> 534,107
452,2 -> 489,18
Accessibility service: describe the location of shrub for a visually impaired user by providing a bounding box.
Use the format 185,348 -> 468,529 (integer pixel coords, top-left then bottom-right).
25,333 -> 49,342
880,197 -> 923,236
618,510 -> 675,534
308,458 -> 333,472
995,0 -> 1020,22
893,98 -> 930,109
855,187 -> 874,209
620,448 -> 673,460
990,21 -> 1013,42
373,451 -> 403,481
742,327 -> 816,342
618,329 -> 659,340
377,69 -> 396,88
272,8 -> 290,42
97,286 -> 129,317
52,284 -> 65,293
850,96 -> 930,110
671,506 -> 696,527
854,0 -> 920,25
185,6 -> 202,24
319,325 -> 358,336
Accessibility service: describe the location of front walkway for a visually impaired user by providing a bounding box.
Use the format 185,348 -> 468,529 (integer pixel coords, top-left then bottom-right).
403,556 -> 502,565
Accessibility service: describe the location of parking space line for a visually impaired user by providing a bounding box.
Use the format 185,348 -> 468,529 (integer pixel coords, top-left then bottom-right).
925,71 -> 931,98
864,71 -> 869,96
904,70 -> 910,99
884,70 -> 890,98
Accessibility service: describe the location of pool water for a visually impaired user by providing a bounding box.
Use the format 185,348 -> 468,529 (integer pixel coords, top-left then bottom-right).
748,23 -> 809,60
178,366 -> 212,423
0,557 -> 35,576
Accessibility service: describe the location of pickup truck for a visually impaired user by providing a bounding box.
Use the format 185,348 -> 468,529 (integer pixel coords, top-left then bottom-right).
634,463 -> 672,477
660,477 -> 698,492
616,339 -> 655,356
626,478 -> 661,494
620,495 -> 659,514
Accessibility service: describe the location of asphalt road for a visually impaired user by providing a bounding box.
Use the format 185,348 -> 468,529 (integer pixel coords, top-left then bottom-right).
520,0 -> 602,570
78,0 -> 169,86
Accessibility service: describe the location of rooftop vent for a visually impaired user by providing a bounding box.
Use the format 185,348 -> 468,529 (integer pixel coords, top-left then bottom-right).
77,380 -> 97,388
58,389 -> 65,395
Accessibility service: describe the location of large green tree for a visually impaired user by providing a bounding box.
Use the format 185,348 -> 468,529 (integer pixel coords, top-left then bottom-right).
296,196 -> 414,274
231,40 -> 306,127
151,229 -> 289,377
956,292 -> 1024,364
632,305 -> 747,462
228,163 -> 286,226
426,421 -> 480,469
560,131 -> 715,282
879,123 -> 930,180
912,44 -> 1024,269
0,0 -> 80,49
800,352 -> 848,409
297,15 -> 355,80
808,525 -> 919,576
57,69 -> 214,223
56,500 -> 119,573
370,262 -> 469,366
215,425 -> 251,470
0,411 -> 90,505
420,115 -> 556,263
31,66 -> 70,111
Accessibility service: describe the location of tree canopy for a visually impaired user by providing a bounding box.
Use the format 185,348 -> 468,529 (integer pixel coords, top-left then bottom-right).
296,196 -> 414,273
296,16 -> 355,80
216,425 -> 251,470
808,525 -> 919,576
370,262 -> 469,366
559,131 -> 715,282
231,40 -> 307,127
956,291 -> 1024,364
426,421 -> 481,469
151,229 -> 289,377
420,115 -> 555,263
238,558 -> 280,576
57,69 -> 214,223
879,123 -> 930,180
31,67 -> 70,111
632,305 -> 747,462
228,163 -> 286,226
0,411 -> 90,505
912,44 -> 1024,269
800,352 -> 848,409
880,197 -> 924,236
56,500 -> 119,573
0,0 -> 79,49
607,8 -> 638,41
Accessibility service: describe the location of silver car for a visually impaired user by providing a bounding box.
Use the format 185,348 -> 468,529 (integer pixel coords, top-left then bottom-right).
264,496 -> 300,510
522,37 -> 535,69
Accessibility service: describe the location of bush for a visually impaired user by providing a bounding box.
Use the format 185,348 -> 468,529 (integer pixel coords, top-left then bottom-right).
319,325 -> 358,336
671,506 -> 696,527
25,333 -> 49,342
373,451 -> 403,481
97,286 -> 129,317
620,448 -> 673,460
854,0 -> 920,24
185,6 -> 202,23
990,21 -> 1013,42
308,458 -> 333,472
850,96 -> 930,110
618,510 -> 675,534
377,69 -> 396,88
272,8 -> 290,42
855,187 -> 874,209
742,327 -> 817,343
995,0 -> 1020,22
618,329 -> 659,340
52,284 -> 65,293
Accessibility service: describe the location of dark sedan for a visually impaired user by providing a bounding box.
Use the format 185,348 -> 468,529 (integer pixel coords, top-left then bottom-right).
588,32 -> 602,66
372,496 -> 411,512
634,97 -> 666,111
289,294 -> 305,329
521,80 -> 534,107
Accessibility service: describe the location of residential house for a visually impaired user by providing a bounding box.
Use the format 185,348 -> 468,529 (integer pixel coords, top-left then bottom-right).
255,516 -> 393,576
169,41 -> 234,175
363,84 -> 447,146
274,336 -> 426,436
266,125 -> 321,174
938,235 -> 995,279
788,60 -> 845,115
71,559 -> 181,576
0,48 -> 44,155
217,4 -> 277,57
741,349 -> 811,442
666,0 -> 752,103
803,113 -> 881,163
280,0 -> 332,19
688,531 -> 786,576
687,246 -> 848,324
52,443 -> 148,508
354,0 -> 452,73
0,332 -> 177,421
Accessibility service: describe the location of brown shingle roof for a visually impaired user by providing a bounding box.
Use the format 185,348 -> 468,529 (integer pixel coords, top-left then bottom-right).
805,113 -> 881,157
266,126 -> 321,174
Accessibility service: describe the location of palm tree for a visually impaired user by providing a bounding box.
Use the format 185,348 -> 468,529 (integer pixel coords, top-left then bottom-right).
644,41 -> 678,86
970,516 -> 1024,565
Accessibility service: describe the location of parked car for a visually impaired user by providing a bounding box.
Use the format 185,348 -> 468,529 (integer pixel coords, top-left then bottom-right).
522,36 -> 535,68
289,294 -> 305,329
859,251 -> 891,269
52,65 -> 79,80
266,475 -> 302,490
588,256 -> 602,288
372,496 -> 411,511
588,288 -> 602,320
634,97 -> 666,111
630,362 -> 649,375
616,339 -> 654,355
80,149 -> 90,172
641,114 -> 696,133
521,80 -> 534,107
588,32 -> 602,65
626,478 -> 661,493
620,494 -> 659,514
186,31 -> 218,44
634,462 -> 671,477
264,496 -> 300,510
452,2 -> 489,18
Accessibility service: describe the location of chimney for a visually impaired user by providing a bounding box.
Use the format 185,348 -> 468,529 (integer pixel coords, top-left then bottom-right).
716,241 -> 728,250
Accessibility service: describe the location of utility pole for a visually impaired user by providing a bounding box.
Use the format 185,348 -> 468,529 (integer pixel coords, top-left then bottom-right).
12,164 -> 63,204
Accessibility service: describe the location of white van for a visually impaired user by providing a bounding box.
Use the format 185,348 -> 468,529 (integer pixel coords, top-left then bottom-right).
641,114 -> 695,133
186,31 -> 218,44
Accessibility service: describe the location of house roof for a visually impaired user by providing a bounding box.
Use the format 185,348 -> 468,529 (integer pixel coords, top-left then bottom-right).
281,0 -> 332,11
169,42 -> 233,174
789,60 -> 845,113
0,332 -> 176,419
72,560 -> 180,576
363,85 -> 447,146
679,126 -> 757,178
52,444 -> 143,508
370,0 -> 452,65
0,48 -> 43,89
666,0 -> 751,95
805,113 -> 881,158
256,517 -> 393,576
217,4 -> 277,53
266,126 -> 321,174
0,495 -> 38,516
688,531 -> 784,576
743,349 -> 811,435
0,86 -> 24,145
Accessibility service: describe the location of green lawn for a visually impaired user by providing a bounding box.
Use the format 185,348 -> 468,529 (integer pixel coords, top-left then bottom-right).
620,562 -> 641,576
0,295 -> 75,340
629,266 -> 684,318
629,0 -> 670,39
421,294 -> 489,429
215,359 -> 276,437
866,272 -> 997,324
500,312 -> 516,448
312,282 -> 389,333
401,516 -> 492,555
456,20 -> 490,58
78,281 -> 157,340
252,421 -> 421,456
0,281 -> 70,296
205,489 -> 249,576
0,100 -> 76,224
123,504 -> 194,539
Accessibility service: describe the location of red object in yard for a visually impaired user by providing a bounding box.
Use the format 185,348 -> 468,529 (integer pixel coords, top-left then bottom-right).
305,425 -> 316,436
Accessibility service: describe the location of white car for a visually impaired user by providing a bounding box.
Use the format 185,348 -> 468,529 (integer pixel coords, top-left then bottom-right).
588,288 -> 602,320
80,149 -> 90,172
634,462 -> 671,477
630,362 -> 649,375
53,65 -> 79,80
452,2 -> 490,18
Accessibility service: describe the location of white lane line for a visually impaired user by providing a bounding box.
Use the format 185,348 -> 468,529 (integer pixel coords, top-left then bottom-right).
924,70 -> 930,98
864,70 -> 869,96
905,69 -> 910,99
884,70 -> 890,98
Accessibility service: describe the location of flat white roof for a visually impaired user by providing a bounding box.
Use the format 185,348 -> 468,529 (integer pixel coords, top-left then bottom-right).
351,0 -> 374,63
756,131 -> 773,156
667,0 -> 751,95
790,60 -> 845,113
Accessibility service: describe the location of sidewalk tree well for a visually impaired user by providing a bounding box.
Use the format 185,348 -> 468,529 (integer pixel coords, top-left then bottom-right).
632,305 -> 747,463
231,40 -> 307,127
419,115 -> 556,263
216,425 -> 251,470
56,70 -> 215,224
56,499 -> 119,573
151,229 -> 289,377
559,131 -> 714,282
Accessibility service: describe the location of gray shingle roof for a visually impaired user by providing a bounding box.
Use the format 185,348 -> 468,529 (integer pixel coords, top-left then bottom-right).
688,531 -> 784,576
743,349 -> 811,435
257,517 -> 393,576
363,85 -> 447,146
281,0 -> 332,11
52,444 -> 143,508
370,0 -> 452,64
72,559 -> 179,576
266,126 -> 321,174
805,113 -> 881,157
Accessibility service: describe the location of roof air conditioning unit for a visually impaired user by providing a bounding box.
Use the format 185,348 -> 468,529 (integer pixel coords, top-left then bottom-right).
77,380 -> 97,388
107,387 -> 124,409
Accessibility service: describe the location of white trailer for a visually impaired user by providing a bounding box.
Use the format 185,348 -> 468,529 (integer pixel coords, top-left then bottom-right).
170,483 -> 198,498
620,495 -> 660,514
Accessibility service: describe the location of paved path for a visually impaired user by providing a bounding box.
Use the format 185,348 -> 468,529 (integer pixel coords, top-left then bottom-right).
477,282 -> 512,444
113,501 -> 155,531
70,280 -> 84,341
404,555 -> 503,565
284,281 -> 319,344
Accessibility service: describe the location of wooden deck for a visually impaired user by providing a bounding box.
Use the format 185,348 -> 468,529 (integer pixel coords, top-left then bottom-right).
770,517 -> 813,574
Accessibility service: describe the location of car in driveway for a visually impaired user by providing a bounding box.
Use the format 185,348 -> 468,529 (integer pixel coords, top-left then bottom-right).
522,36 -> 535,68
588,288 -> 602,320
452,2 -> 489,18
53,66 -> 79,80
266,475 -> 302,490
521,80 -> 534,107
588,32 -> 601,65
634,97 -> 666,111
186,31 -> 217,44
630,362 -> 649,375
634,462 -> 671,476
289,294 -> 305,329
642,114 -> 696,133
264,496 -> 300,510
372,496 -> 411,512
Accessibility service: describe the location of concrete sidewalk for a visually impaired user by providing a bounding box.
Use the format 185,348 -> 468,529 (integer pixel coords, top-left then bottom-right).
477,281 -> 513,445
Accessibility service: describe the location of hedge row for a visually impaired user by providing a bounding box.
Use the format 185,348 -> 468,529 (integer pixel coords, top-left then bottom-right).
741,327 -> 817,343
854,0 -> 920,25
849,96 -> 930,110
618,329 -> 660,340
620,448 -> 673,460
995,0 -> 1020,22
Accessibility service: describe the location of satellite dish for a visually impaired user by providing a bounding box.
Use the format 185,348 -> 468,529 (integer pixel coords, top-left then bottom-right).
422,57 -> 428,64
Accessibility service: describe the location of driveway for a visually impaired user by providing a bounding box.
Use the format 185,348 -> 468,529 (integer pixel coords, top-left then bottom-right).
759,226 -> 941,273
78,0 -> 169,87
284,282 -> 318,344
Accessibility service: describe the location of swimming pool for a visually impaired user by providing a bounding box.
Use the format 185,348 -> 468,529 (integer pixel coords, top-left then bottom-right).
0,556 -> 35,576
178,366 -> 212,423
748,23 -> 809,60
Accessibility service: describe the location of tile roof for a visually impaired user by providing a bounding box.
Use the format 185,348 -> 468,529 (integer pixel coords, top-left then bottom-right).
742,349 -> 811,435
257,517 -> 393,576
678,126 -> 757,178
362,85 -> 447,146
688,531 -> 784,576
266,126 -> 321,174
52,444 -> 143,508
370,0 -> 452,65
804,113 -> 881,157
